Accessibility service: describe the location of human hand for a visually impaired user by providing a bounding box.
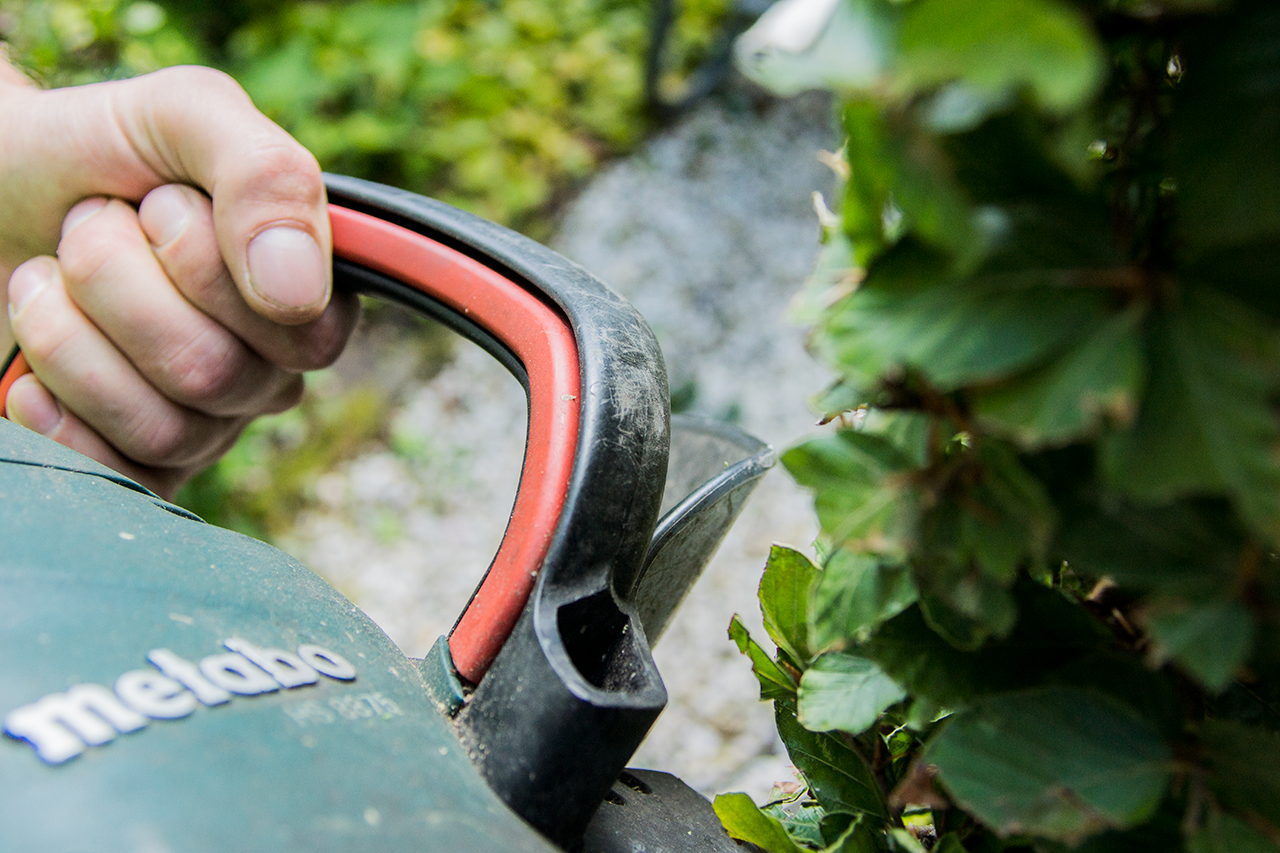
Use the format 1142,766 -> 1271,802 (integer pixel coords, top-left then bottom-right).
0,65 -> 358,498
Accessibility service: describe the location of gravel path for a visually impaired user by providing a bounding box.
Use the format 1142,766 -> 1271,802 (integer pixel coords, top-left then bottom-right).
283,92 -> 838,800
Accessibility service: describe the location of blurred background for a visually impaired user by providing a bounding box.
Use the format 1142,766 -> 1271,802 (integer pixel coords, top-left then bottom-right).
1,0 -> 837,798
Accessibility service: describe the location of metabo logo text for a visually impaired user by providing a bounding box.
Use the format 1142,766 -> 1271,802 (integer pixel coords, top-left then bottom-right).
3,639 -> 357,764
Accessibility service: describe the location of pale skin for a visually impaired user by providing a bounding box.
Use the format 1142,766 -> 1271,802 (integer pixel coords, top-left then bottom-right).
0,60 -> 359,499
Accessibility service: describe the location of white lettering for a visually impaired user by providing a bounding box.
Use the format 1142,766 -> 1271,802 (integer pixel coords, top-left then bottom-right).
5,638 -> 360,763
297,644 -> 357,681
115,670 -> 197,719
223,639 -> 318,688
148,649 -> 231,706
4,684 -> 147,763
198,653 -> 279,696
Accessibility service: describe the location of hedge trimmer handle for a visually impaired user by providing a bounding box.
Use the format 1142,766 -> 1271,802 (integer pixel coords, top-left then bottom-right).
4,175 -> 674,846
1,202 -> 589,686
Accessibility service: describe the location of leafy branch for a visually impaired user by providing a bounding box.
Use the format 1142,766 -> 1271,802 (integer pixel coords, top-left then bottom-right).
722,1 -> 1280,851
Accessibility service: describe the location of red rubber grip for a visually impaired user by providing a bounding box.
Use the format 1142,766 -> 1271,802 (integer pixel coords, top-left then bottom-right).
328,206 -> 580,682
0,352 -> 28,415
0,206 -> 581,684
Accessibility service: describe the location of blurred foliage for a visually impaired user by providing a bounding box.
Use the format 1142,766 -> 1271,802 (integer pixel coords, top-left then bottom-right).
0,0 -> 732,538
178,376 -> 388,541
0,0 -> 713,231
723,1 -> 1280,852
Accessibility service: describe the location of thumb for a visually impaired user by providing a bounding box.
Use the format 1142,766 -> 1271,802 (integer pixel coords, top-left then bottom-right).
0,66 -> 331,324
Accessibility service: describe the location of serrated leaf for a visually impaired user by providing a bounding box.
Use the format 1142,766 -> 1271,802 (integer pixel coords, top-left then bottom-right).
730,615 -> 798,701
783,430 -> 918,556
842,101 -> 897,267
734,0 -> 897,98
972,306 -> 1146,447
1100,290 -> 1280,544
865,581 -> 1103,709
917,576 -> 1018,651
1187,810 -> 1280,853
1201,719 -> 1280,831
927,686 -> 1172,844
763,802 -> 828,850
810,550 -> 918,652
714,792 -> 806,853
796,232 -> 863,325
956,441 -> 1055,580
880,131 -> 983,268
799,653 -> 907,734
818,239 -> 1112,393
1143,596 -> 1256,693
762,545 -> 818,664
777,700 -> 888,819
898,0 -> 1104,114
813,380 -> 867,426
864,604 -> 1024,707
860,410 -> 933,469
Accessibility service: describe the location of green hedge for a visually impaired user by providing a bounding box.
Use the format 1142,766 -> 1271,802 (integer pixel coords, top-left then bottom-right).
721,2 -> 1280,852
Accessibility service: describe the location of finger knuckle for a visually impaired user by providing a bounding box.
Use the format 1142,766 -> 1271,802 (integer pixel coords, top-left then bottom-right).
120,408 -> 198,467
150,66 -> 246,103
288,298 -> 357,370
13,310 -> 77,368
56,207 -> 137,289
239,142 -> 325,208
165,333 -> 249,405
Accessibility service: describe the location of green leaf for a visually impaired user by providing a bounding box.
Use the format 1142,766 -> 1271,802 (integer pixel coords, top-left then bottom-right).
762,801 -> 828,850
918,441 -> 1055,584
810,550 -> 918,652
865,581 -> 1103,708
859,411 -> 933,469
917,575 -> 1018,651
1175,6 -> 1280,258
971,306 -> 1146,447
930,835 -> 968,853
841,101 -> 897,267
777,700 -> 888,820
730,615 -> 798,701
1047,652 -> 1182,740
823,818 -> 882,853
888,828 -> 929,853
1100,290 -> 1280,544
818,239 -> 1112,394
898,0 -> 1104,114
1187,810 -> 1280,853
863,605 -> 1023,707
796,232 -> 863,326
783,430 -> 918,557
1143,596 -> 1256,693
799,653 -> 907,734
927,686 -> 1172,844
1053,497 -> 1244,598
762,545 -> 819,664
1201,719 -> 1280,831
713,792 -> 806,853
734,0 -> 897,98
879,130 -> 983,267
